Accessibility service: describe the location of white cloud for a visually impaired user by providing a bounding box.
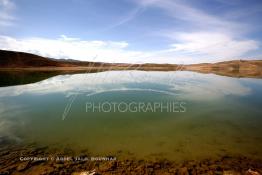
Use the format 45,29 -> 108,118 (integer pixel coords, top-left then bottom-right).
0,34 -> 260,64
133,0 -> 243,33
172,71 -> 251,100
0,0 -> 15,27
169,32 -> 259,60
126,0 -> 260,63
0,34 -> 193,64
0,35 -> 147,63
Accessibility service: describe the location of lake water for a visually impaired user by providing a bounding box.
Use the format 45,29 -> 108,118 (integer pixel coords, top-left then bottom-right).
0,70 -> 262,162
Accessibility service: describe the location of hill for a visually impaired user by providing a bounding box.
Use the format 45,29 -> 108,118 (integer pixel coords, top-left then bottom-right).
1,49 -> 262,78
0,50 -> 66,67
0,49 -> 179,70
183,60 -> 262,78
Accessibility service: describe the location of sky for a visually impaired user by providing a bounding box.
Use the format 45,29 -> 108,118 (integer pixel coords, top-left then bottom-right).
0,0 -> 262,64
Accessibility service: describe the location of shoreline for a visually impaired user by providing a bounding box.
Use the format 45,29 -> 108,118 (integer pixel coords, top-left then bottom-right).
1,67 -> 262,87
0,66 -> 262,79
0,66 -> 181,72
1,143 -> 262,175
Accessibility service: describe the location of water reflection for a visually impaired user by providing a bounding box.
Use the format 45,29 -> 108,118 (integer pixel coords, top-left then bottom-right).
0,71 -> 252,100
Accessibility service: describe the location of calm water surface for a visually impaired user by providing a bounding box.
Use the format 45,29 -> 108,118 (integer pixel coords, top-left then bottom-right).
0,71 -> 262,161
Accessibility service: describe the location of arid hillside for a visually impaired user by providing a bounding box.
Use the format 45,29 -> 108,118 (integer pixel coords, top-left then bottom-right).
1,49 -> 262,78
183,60 -> 262,78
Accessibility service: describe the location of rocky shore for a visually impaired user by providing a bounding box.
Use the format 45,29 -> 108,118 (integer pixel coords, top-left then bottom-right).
0,144 -> 261,175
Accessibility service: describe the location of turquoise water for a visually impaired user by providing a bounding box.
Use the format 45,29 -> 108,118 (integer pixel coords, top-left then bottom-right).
0,71 -> 262,161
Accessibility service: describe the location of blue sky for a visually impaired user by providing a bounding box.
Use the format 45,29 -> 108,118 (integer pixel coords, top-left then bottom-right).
0,0 -> 262,63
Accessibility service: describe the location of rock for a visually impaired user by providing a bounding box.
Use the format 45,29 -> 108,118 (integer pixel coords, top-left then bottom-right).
161,172 -> 171,175
154,163 -> 161,169
178,167 -> 189,175
53,163 -> 64,169
0,150 -> 9,156
223,170 -> 241,175
72,169 -> 98,175
188,168 -> 197,175
135,165 -> 144,172
39,166 -> 55,175
215,171 -> 223,175
245,169 -> 261,175
0,171 -> 10,175
99,161 -> 117,171
16,161 -> 29,171
147,167 -> 154,173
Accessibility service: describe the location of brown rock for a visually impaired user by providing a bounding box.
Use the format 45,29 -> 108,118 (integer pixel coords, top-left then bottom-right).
16,161 -> 29,171
223,170 -> 241,175
178,167 -> 189,175
99,161 -> 117,171
245,169 -> 261,175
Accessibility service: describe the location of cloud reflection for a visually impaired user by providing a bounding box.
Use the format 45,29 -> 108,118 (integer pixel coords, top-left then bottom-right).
0,71 -> 252,100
